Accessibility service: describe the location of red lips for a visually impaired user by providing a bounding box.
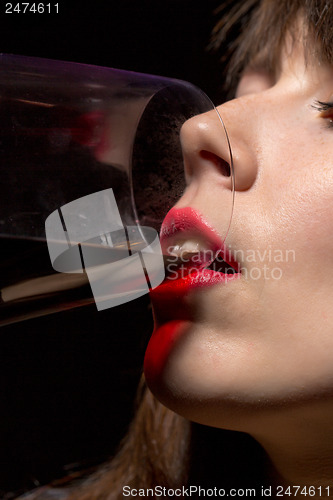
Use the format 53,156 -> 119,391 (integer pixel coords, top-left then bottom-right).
160,206 -> 240,276
149,207 -> 240,324
144,207 -> 240,378
160,206 -> 222,253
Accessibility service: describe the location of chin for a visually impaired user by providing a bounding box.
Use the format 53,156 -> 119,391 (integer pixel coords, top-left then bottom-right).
144,336 -> 246,431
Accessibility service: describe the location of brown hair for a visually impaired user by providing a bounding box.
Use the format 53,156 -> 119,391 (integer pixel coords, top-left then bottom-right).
68,377 -> 191,499
68,378 -> 267,499
211,0 -> 333,93
67,1 -> 333,498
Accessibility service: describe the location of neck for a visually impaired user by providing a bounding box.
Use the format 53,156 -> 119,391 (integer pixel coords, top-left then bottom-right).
249,401 -> 333,498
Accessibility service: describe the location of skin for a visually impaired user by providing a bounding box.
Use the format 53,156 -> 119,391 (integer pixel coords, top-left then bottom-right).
144,29 -> 333,495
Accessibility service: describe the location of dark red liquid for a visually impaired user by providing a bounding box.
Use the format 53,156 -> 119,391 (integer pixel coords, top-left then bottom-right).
0,236 -> 96,327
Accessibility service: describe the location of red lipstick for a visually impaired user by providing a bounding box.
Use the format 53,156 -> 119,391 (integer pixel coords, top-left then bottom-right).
144,207 -> 240,377
149,207 -> 240,325
160,206 -> 239,276
160,206 -> 222,256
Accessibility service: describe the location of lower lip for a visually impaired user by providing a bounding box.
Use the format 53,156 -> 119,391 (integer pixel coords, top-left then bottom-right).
145,271 -> 240,378
152,268 -> 239,297
149,269 -> 240,324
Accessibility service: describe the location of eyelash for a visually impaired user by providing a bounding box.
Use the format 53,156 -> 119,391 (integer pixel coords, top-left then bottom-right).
312,100 -> 333,128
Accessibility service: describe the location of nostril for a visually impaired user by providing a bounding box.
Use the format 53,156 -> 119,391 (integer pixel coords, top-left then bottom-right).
200,150 -> 231,177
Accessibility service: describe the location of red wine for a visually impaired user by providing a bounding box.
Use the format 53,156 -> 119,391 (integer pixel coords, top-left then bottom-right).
0,234 -> 159,327
0,236 -> 96,327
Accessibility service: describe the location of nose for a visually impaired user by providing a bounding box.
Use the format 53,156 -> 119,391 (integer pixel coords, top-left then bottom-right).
180,103 -> 258,192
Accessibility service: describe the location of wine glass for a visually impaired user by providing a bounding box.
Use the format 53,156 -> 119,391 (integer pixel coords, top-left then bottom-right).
0,54 -> 234,323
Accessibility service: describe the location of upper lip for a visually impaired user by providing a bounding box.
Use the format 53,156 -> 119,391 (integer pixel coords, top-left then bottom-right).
160,207 -> 240,273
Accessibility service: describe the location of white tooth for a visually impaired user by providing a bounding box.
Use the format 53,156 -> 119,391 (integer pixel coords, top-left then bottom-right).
169,239 -> 203,257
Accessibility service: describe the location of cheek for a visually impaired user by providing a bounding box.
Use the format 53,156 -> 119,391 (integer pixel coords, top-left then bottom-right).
285,167 -> 333,265
256,132 -> 333,318
252,138 -> 333,371
259,123 -> 333,263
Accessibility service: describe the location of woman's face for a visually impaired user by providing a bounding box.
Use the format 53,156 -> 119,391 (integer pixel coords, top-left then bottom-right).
144,34 -> 333,431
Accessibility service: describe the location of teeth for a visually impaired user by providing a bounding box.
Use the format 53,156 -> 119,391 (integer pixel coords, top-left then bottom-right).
169,239 -> 205,258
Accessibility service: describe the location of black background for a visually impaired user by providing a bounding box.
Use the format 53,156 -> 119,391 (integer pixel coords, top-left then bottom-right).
0,1 -> 226,102
0,1 -> 227,495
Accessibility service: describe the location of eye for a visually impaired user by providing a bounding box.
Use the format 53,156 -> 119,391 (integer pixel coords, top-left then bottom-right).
312,100 -> 333,129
